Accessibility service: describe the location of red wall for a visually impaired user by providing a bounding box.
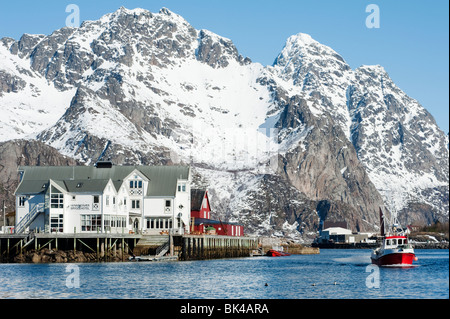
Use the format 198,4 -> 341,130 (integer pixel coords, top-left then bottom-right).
193,223 -> 244,237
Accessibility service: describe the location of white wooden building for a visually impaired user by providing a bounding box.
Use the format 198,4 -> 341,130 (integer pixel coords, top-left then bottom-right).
14,162 -> 191,235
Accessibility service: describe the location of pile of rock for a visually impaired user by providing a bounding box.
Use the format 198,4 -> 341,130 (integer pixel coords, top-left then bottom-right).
12,248 -> 130,263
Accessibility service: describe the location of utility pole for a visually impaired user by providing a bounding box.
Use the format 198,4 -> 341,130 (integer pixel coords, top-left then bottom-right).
2,200 -> 6,231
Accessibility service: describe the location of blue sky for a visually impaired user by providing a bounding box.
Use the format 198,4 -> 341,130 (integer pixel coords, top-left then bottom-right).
0,0 -> 448,133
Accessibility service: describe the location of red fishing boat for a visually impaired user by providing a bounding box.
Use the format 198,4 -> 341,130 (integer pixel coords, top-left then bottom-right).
266,249 -> 291,257
371,208 -> 417,267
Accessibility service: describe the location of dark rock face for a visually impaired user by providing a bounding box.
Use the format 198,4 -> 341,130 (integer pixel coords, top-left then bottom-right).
0,71 -> 26,95
196,30 -> 251,68
0,139 -> 79,211
0,7 -> 447,241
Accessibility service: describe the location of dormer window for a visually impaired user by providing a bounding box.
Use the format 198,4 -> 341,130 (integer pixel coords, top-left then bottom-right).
76,183 -> 83,188
130,180 -> 143,189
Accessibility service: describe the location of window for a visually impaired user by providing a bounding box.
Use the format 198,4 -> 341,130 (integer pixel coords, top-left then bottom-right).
166,200 -> 171,207
113,197 -> 116,205
93,196 -> 100,210
106,195 -> 110,206
104,215 -> 110,231
81,214 -> 101,232
50,214 -> 64,233
104,215 -> 127,232
130,180 -> 143,189
19,196 -> 26,207
178,183 -> 186,192
147,218 -> 172,230
132,200 -> 140,209
51,193 -> 64,209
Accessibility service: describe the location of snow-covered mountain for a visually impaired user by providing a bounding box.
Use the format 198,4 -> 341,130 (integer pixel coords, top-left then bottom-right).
0,7 -> 448,241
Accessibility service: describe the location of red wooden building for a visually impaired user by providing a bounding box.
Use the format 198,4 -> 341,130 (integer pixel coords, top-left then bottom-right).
191,189 -> 211,219
190,189 -> 244,237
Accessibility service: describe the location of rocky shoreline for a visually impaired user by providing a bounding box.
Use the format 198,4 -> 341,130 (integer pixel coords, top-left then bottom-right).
411,242 -> 449,249
3,248 -> 131,263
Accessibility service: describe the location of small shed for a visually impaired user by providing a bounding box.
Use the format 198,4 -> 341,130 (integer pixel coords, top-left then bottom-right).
191,217 -> 244,237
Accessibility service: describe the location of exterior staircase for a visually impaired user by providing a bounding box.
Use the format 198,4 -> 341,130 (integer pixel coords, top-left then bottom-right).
155,240 -> 170,258
15,203 -> 45,234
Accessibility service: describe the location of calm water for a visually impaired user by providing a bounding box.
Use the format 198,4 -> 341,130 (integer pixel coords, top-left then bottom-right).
0,249 -> 447,299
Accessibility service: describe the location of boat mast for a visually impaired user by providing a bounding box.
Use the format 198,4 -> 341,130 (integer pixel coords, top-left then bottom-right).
379,207 -> 385,237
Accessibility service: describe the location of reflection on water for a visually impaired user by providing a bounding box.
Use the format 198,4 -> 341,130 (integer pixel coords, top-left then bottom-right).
0,249 -> 447,299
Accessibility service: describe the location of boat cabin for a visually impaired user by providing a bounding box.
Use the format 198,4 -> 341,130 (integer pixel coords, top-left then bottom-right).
382,235 -> 410,249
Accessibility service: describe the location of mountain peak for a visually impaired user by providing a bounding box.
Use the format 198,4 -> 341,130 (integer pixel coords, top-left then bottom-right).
159,7 -> 174,15
114,6 -> 149,16
272,32 -> 349,79
286,32 -> 318,46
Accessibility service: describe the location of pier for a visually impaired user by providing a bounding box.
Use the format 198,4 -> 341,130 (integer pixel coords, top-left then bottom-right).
0,232 -> 258,263
177,234 -> 257,261
0,232 -> 141,263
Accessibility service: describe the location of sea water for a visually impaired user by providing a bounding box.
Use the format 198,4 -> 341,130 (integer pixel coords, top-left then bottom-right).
0,249 -> 447,299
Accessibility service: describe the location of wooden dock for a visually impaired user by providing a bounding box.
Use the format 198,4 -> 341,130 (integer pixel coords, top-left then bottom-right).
177,234 -> 258,261
0,232 -> 141,263
0,232 -> 258,263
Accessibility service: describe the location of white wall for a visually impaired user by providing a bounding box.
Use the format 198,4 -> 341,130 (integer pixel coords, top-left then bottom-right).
175,178 -> 191,232
65,193 -> 99,233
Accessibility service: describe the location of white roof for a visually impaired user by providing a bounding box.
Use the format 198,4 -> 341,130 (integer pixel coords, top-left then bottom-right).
322,227 -> 352,235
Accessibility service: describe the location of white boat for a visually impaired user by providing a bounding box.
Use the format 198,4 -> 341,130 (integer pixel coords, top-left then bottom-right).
371,208 -> 417,267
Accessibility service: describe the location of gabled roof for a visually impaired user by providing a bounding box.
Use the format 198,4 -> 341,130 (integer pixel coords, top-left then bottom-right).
191,189 -> 207,211
16,165 -> 190,197
15,180 -> 49,195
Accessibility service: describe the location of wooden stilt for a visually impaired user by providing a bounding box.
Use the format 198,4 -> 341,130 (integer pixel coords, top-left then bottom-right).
122,238 -> 124,262
97,237 -> 100,262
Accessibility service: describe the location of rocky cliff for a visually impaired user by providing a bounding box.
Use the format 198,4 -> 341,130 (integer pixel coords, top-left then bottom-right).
0,7 -> 447,241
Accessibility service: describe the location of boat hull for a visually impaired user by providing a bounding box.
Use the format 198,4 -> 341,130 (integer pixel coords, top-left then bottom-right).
371,252 -> 415,266
266,249 -> 291,257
